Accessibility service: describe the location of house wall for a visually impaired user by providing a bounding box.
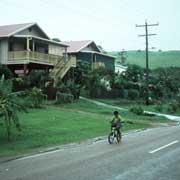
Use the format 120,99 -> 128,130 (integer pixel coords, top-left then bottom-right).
81,46 -> 95,52
76,52 -> 92,65
95,54 -> 115,71
16,25 -> 48,39
49,44 -> 65,56
9,38 -> 26,51
75,52 -> 115,71
81,42 -> 101,52
0,38 -> 9,64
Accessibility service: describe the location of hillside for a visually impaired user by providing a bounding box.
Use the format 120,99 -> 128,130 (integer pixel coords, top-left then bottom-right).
109,50 -> 180,69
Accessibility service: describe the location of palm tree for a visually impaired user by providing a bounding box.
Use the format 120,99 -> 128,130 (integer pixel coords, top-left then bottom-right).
0,76 -> 26,142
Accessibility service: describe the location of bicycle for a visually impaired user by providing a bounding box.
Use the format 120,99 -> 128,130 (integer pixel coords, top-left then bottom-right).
108,126 -> 121,144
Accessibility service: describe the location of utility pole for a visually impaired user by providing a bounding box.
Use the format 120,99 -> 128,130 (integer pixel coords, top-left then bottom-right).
136,21 -> 159,105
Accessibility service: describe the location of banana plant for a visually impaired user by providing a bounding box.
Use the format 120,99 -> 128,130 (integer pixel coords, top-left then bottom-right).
0,75 -> 26,142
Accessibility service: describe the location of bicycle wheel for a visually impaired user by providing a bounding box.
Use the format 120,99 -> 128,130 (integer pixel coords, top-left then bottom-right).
108,132 -> 114,144
116,131 -> 122,143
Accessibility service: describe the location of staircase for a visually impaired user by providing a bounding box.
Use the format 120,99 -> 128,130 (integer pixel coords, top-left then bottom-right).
50,55 -> 76,85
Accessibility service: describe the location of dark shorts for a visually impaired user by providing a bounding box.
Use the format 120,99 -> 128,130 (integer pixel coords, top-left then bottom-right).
111,122 -> 122,129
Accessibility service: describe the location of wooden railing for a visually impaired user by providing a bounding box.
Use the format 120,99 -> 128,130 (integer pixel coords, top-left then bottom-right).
58,56 -> 76,78
50,56 -> 76,85
8,51 -> 64,65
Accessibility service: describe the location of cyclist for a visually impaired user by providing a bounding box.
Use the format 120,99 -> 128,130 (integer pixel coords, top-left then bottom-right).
110,111 -> 123,135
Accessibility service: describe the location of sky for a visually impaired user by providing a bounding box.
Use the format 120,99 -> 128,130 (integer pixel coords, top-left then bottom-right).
0,0 -> 180,51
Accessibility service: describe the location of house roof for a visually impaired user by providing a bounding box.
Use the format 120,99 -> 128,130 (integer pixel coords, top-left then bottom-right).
13,35 -> 68,47
63,40 -> 101,53
63,40 -> 115,59
82,51 -> 116,59
0,22 -> 49,39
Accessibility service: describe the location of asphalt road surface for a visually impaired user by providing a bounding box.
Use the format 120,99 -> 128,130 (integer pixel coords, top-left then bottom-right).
0,126 -> 180,180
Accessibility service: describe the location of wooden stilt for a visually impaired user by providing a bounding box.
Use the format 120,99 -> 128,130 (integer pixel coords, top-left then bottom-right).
23,64 -> 28,76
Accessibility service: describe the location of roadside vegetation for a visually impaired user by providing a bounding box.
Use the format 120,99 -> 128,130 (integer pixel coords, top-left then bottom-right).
0,61 -> 179,157
0,99 -> 170,157
96,98 -> 180,116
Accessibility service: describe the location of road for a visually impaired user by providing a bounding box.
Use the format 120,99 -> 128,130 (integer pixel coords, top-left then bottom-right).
0,126 -> 180,180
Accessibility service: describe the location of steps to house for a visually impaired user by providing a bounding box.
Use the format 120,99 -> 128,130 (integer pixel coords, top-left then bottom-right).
50,56 -> 76,85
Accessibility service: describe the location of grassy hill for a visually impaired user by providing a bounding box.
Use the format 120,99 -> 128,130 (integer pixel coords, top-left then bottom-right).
109,50 -> 180,69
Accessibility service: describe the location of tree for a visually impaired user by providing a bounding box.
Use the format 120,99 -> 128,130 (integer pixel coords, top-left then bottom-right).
86,68 -> 114,98
97,45 -> 107,54
0,65 -> 13,79
52,38 -> 61,42
28,70 -> 49,88
125,64 -> 144,83
0,76 -> 26,142
149,67 -> 180,99
117,49 -> 127,65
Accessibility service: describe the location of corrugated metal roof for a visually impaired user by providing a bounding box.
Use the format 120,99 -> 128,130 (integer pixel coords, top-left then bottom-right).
0,23 -> 34,37
63,40 -> 93,53
13,35 -> 69,47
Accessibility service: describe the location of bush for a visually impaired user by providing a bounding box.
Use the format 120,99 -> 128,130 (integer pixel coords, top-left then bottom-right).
0,65 -> 13,79
167,101 -> 178,114
155,104 -> 163,112
56,92 -> 74,104
43,86 -> 57,100
128,89 -> 139,100
110,89 -> 121,98
177,94 -> 180,109
23,87 -> 44,108
130,106 -> 144,115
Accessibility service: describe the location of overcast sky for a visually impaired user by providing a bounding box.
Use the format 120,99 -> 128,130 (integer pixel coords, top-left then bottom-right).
0,0 -> 179,51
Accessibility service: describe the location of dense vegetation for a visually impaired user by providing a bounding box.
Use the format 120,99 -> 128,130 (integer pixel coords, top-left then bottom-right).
0,59 -> 179,150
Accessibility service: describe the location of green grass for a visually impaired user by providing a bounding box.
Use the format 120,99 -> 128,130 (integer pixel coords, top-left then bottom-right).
109,50 -> 180,69
96,98 -> 180,116
0,99 -> 169,157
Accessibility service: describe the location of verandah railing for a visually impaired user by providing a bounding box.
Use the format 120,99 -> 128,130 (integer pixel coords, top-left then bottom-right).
8,51 -> 64,65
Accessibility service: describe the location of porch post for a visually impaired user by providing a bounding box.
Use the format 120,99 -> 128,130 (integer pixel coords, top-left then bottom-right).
32,40 -> 35,51
26,37 -> 30,61
91,53 -> 93,70
26,37 -> 30,51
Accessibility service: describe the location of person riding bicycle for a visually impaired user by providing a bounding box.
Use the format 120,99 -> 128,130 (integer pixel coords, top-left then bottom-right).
110,111 -> 123,135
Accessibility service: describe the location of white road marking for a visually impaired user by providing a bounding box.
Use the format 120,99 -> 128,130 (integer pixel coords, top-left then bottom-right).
149,140 -> 179,154
16,149 -> 64,161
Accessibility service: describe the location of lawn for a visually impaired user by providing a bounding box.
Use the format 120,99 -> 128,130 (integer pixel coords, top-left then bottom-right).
96,98 -> 180,116
0,99 -> 170,157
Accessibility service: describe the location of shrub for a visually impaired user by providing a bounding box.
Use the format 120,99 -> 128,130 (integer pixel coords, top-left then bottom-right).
167,101 -> 178,114
177,94 -> 180,109
110,89 -> 121,98
130,106 -> 144,115
43,86 -> 57,100
0,65 -> 13,79
24,87 -> 44,108
155,104 -> 163,112
128,89 -> 139,100
56,92 -> 74,104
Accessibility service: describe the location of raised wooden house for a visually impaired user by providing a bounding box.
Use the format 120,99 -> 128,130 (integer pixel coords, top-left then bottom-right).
0,22 -> 76,81
63,40 -> 115,71
0,23 -> 115,86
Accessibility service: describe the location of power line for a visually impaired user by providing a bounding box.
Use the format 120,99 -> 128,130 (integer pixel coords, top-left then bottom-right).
136,20 -> 159,105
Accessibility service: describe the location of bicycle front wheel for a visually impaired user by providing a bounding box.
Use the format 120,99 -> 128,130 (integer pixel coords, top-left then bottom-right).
116,132 -> 122,143
108,133 -> 114,144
